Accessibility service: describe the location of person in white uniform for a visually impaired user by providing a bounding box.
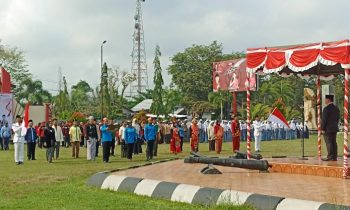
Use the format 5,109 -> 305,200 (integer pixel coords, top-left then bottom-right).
12,115 -> 27,165
252,116 -> 263,152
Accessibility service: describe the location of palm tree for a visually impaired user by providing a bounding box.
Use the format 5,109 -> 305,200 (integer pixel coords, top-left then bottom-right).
16,78 -> 52,106
258,82 -> 280,105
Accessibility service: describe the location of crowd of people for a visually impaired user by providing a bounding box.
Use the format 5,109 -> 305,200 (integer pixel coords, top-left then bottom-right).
2,113 -> 312,165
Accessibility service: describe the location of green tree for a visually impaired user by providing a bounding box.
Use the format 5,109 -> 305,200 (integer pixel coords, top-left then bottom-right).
150,45 -> 165,116
16,78 -> 52,105
0,44 -> 31,101
127,89 -> 154,109
164,87 -> 183,115
54,76 -> 71,119
71,80 -> 93,113
168,41 -> 244,107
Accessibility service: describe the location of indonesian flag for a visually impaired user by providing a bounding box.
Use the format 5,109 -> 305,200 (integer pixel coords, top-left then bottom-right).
267,107 -> 289,128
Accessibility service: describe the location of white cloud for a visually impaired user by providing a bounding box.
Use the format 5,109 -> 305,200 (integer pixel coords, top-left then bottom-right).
0,0 -> 350,93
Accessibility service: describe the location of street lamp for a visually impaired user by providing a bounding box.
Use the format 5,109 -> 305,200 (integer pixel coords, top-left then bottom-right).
100,40 -> 107,119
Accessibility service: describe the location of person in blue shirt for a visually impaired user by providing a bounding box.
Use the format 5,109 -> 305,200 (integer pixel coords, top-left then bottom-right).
100,117 -> 113,163
25,120 -> 38,160
124,121 -> 137,161
177,121 -> 185,151
1,122 -> 11,150
144,118 -> 157,161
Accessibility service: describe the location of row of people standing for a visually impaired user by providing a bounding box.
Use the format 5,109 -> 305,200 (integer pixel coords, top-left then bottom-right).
12,116 -> 64,164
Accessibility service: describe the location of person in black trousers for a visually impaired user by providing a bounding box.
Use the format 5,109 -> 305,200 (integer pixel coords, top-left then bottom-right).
44,122 -> 56,163
321,94 -> 340,161
25,120 -> 38,160
124,121 -> 136,161
100,118 -> 113,163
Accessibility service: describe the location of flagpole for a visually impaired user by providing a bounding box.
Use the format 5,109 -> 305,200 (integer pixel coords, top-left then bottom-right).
299,103 -> 308,160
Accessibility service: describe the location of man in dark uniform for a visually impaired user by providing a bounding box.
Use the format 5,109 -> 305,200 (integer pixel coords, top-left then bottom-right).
321,94 -> 340,161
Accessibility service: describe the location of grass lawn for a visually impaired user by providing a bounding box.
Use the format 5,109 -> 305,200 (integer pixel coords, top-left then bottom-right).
0,134 -> 341,209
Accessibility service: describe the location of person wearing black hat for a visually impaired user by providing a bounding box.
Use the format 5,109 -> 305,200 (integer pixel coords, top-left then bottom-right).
25,120 -> 38,160
321,94 -> 340,161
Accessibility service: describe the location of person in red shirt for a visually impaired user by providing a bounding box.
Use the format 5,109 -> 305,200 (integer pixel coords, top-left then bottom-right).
231,115 -> 241,153
36,122 -> 45,149
214,121 -> 224,154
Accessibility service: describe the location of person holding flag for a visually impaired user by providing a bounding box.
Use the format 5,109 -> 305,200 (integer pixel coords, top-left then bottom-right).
253,116 -> 263,152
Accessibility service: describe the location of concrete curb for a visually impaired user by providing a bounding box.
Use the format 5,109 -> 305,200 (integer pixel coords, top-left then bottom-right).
87,173 -> 350,210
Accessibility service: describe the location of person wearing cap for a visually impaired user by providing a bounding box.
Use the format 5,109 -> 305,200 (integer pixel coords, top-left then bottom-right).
25,120 -> 37,160
69,120 -> 82,158
85,116 -> 99,161
144,117 -> 156,161
321,94 -> 340,161
124,120 -> 137,161
253,115 -> 263,152
100,117 -> 113,163
13,115 -> 26,165
52,118 -> 63,159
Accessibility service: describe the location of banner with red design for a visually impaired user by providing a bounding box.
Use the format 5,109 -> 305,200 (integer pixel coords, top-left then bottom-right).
213,58 -> 256,92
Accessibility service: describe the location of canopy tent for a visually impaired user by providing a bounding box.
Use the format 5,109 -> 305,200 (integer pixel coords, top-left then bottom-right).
245,39 -> 350,178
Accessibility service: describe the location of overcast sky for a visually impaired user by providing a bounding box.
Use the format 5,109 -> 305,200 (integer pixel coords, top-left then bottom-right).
1,0 -> 350,94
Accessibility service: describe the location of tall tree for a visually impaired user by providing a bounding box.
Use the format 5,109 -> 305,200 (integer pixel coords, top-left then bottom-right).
150,45 -> 165,116
16,78 -> 52,105
71,80 -> 93,112
0,43 -> 31,102
54,76 -> 71,120
164,87 -> 183,115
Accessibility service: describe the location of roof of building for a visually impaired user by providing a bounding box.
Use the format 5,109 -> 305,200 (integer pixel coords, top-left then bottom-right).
131,99 -> 153,112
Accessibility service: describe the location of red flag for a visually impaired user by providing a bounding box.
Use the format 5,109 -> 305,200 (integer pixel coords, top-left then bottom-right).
267,107 -> 290,128
1,67 -> 11,93
24,102 -> 30,127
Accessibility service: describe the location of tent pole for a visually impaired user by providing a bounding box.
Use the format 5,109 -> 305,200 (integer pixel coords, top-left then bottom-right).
317,76 -> 322,159
343,69 -> 349,178
246,73 -> 251,160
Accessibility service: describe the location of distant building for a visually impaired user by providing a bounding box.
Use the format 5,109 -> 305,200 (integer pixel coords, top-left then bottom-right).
131,99 -> 153,112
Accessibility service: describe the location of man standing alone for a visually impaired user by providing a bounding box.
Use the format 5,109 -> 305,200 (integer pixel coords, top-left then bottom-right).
13,115 -> 26,165
25,120 -> 37,160
321,95 -> 340,161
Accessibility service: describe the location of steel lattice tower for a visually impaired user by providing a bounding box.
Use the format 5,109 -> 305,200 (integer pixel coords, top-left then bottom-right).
130,0 -> 148,96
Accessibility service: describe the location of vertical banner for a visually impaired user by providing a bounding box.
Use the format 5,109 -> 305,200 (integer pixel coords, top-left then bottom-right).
0,94 -> 13,128
213,58 -> 257,92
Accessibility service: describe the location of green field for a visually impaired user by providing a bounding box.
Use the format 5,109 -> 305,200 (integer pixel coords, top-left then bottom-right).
0,135 -> 342,209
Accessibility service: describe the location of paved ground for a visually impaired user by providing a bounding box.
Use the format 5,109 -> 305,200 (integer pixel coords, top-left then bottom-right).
113,159 -> 350,206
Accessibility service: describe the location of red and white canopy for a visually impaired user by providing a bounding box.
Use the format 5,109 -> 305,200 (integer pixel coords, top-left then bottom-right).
246,39 -> 350,77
